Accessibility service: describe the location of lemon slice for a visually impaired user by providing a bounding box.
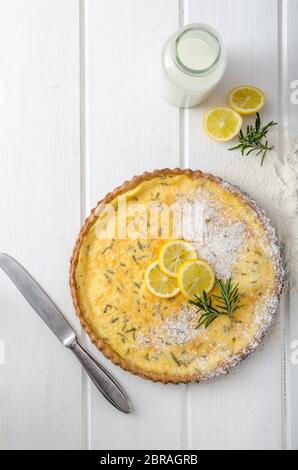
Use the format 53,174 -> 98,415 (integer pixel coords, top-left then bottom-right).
178,259 -> 215,300
228,86 -> 265,115
159,240 -> 198,278
145,260 -> 180,298
203,107 -> 243,142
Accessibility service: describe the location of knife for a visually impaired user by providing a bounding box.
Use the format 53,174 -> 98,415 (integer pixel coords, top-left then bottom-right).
0,253 -> 132,414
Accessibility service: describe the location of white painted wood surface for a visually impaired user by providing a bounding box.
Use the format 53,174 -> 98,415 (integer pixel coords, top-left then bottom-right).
284,0 -> 298,451
0,0 -> 297,450
0,0 -> 82,449
185,0 -> 283,450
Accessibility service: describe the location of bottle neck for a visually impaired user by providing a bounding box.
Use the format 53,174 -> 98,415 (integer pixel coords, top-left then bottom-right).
171,24 -> 222,78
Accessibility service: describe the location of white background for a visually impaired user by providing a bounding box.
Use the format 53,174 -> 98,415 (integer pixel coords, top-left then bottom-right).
0,0 -> 297,450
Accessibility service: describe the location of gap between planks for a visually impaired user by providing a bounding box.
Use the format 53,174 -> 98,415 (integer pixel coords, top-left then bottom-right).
179,0 -> 192,450
278,0 -> 290,450
79,0 -> 91,451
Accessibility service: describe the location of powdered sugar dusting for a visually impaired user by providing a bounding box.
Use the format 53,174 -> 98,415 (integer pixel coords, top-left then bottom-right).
218,178 -> 284,291
200,221 -> 246,278
179,190 -> 246,278
137,305 -> 201,349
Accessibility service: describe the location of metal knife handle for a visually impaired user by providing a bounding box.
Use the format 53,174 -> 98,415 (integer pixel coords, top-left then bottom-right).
69,340 -> 132,414
0,252 -> 132,415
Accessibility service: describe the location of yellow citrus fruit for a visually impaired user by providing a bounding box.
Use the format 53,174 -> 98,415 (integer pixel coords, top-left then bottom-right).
178,259 -> 215,300
203,107 -> 243,142
145,260 -> 180,299
228,86 -> 265,115
159,240 -> 198,278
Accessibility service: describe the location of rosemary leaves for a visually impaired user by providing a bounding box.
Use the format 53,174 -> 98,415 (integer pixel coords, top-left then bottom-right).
190,278 -> 243,329
228,113 -> 277,166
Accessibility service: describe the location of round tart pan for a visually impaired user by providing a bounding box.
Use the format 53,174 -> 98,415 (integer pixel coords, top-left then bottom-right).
70,169 -> 284,384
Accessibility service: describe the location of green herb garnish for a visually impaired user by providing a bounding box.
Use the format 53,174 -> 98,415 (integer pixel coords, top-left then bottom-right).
190,278 -> 243,329
228,113 -> 277,166
101,240 -> 114,255
126,327 -> 137,334
104,272 -> 112,283
104,304 -> 112,313
170,352 -> 181,367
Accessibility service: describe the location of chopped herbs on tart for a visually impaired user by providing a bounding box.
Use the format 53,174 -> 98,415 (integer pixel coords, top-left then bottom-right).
71,171 -> 283,383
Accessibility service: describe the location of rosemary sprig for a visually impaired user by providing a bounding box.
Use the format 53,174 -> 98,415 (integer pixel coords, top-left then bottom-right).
228,113 -> 277,166
189,278 -> 243,329
190,290 -> 222,329
213,278 -> 243,318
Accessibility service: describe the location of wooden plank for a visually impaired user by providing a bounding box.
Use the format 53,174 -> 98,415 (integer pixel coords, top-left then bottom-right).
0,0 -> 81,449
84,0 -> 182,449
184,0 -> 283,449
284,0 -> 298,451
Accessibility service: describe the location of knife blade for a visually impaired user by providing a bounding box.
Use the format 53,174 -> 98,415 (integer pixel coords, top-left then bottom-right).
0,253 -> 132,414
0,253 -> 76,346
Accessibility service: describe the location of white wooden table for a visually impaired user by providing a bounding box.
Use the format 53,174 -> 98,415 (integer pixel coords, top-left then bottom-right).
0,0 -> 297,450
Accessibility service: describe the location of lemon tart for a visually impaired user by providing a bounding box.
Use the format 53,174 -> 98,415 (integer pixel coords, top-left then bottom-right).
70,169 -> 284,384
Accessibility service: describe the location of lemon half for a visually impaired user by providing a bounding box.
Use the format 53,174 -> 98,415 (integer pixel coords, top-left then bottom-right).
159,240 -> 198,278
178,259 -> 215,300
228,86 -> 265,115
203,107 -> 242,142
145,260 -> 180,299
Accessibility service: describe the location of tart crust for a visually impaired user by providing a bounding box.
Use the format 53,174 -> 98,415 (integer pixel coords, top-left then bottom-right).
69,168 -> 284,384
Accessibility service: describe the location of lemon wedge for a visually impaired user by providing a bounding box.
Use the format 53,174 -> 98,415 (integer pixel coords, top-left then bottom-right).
228,86 -> 265,115
159,240 -> 198,278
145,261 -> 180,299
178,259 -> 215,300
203,107 -> 242,142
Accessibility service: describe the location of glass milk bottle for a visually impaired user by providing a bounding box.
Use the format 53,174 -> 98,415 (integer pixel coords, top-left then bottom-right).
158,24 -> 226,108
